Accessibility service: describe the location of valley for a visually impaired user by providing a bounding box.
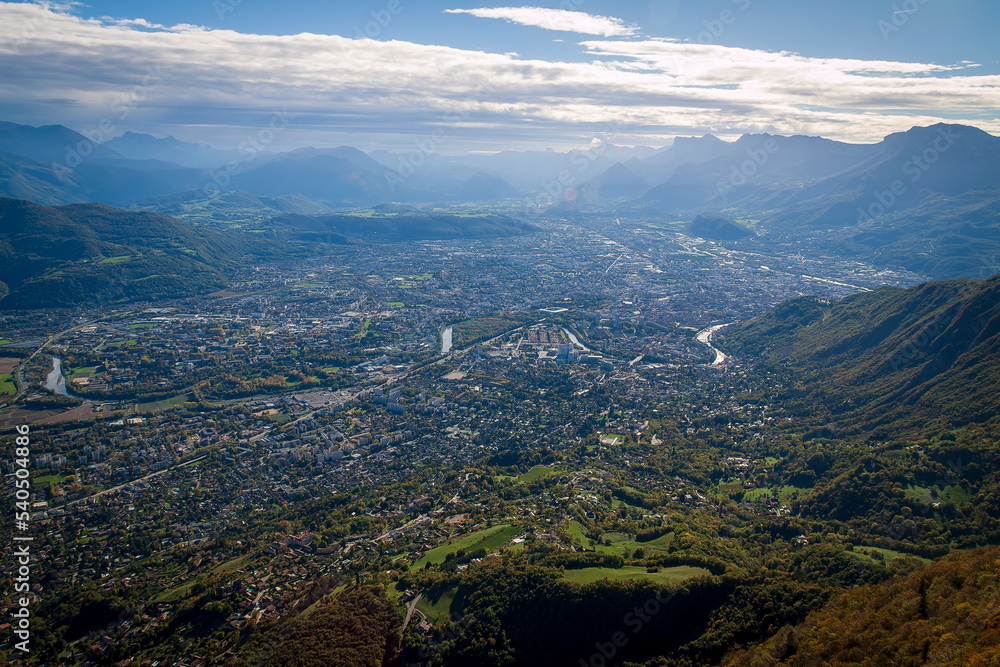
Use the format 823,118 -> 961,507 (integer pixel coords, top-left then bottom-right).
3,202 -> 1000,665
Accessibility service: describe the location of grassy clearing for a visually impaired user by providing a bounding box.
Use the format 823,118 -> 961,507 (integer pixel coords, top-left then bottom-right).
33,473 -> 67,487
416,586 -> 457,623
570,521 -> 674,554
411,524 -> 519,571
152,577 -> 199,603
904,484 -> 934,503
476,525 -> 522,552
568,521 -> 589,546
211,555 -> 253,576
848,547 -> 931,565
743,487 -> 773,503
135,394 -> 190,413
562,565 -> 711,586
777,485 -> 811,505
0,373 -> 15,395
939,485 -> 969,505
129,323 -> 156,329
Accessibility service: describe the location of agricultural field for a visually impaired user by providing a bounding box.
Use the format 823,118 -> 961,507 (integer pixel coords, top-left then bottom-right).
410,524 -> 521,571
0,373 -> 15,395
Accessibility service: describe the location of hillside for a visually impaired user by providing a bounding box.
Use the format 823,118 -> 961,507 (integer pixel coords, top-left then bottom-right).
0,197 -> 265,309
727,545 -> 1000,666
688,213 -> 754,241
720,273 -> 1000,437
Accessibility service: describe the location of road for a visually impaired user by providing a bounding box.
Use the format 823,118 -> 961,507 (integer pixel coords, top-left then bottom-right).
402,594 -> 424,632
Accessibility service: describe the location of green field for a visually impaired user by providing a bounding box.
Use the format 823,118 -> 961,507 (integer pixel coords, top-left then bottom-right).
568,521 -> 589,546
411,524 -> 520,570
128,322 -> 156,329
848,547 -> 931,565
568,521 -> 674,554
776,485 -> 811,505
562,565 -> 711,585
743,487 -> 773,503
938,484 -> 969,505
0,373 -> 15,395
904,484 -> 934,503
33,473 -> 68,487
135,393 -> 190,413
415,586 -> 457,623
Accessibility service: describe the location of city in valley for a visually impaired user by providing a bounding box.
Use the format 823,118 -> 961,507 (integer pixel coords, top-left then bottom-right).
0,213 -> 937,664
3,2 -> 1000,664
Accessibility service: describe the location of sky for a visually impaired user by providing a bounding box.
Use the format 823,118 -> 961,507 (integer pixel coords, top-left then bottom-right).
1,0 -> 999,153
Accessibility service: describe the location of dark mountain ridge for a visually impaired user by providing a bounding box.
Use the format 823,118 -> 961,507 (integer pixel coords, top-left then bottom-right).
721,271 -> 1000,436
0,197 -> 265,309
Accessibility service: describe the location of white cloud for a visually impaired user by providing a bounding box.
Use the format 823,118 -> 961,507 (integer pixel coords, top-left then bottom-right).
0,2 -> 998,151
444,7 -> 637,37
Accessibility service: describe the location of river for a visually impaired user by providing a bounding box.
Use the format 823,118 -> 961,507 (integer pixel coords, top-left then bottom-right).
561,327 -> 590,352
44,356 -> 91,400
696,324 -> 730,366
441,326 -> 453,354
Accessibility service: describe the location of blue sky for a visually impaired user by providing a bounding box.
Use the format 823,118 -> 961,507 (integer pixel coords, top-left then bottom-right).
1,0 -> 998,151
65,0 -> 1000,70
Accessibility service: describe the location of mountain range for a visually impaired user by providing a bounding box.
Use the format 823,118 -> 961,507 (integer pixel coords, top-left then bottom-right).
2,120 -> 1000,279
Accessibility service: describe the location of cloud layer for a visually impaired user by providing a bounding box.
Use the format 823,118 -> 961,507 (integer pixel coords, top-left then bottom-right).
443,7 -> 638,37
1,2 -> 998,151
